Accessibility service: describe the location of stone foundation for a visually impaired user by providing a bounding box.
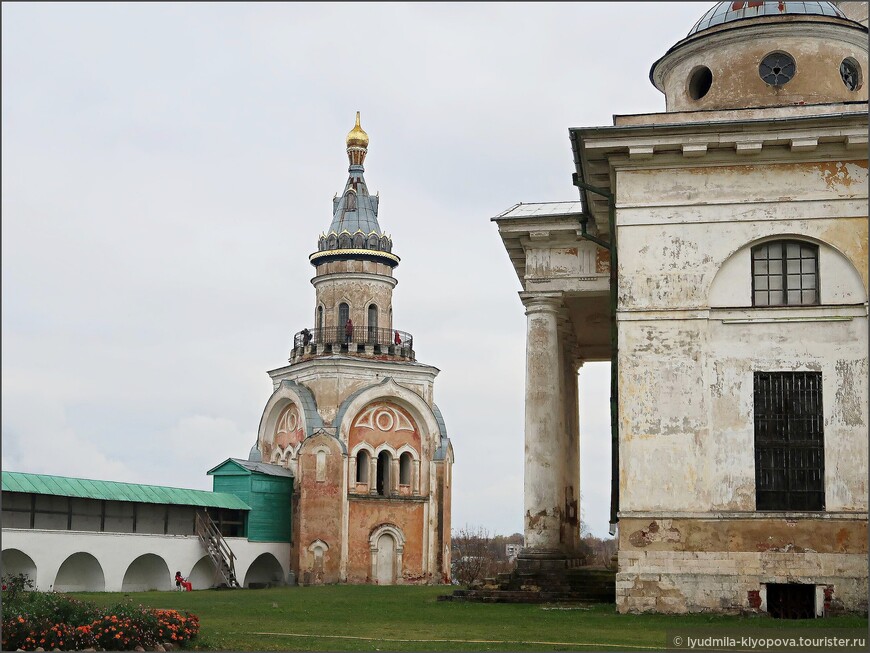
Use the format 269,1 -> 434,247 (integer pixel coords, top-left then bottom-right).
616,550 -> 868,615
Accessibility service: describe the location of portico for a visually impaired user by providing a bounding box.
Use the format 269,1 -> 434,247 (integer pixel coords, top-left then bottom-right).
494,205 -> 613,567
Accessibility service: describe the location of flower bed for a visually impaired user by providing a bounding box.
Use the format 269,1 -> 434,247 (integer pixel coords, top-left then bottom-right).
2,574 -> 200,651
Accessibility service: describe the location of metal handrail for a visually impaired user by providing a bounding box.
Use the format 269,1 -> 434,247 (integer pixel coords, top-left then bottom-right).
293,326 -> 414,350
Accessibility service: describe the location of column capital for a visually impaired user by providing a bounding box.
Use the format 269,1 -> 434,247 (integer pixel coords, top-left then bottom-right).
519,291 -> 563,314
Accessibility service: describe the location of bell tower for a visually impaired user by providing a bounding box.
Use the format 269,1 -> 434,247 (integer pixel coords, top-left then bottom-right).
258,113 -> 452,587
292,112 -> 413,361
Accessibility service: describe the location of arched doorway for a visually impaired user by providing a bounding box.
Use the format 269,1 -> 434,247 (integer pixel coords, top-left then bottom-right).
122,554 -> 171,591
54,552 -> 105,592
369,523 -> 405,585
1,549 -> 37,584
376,533 -> 396,585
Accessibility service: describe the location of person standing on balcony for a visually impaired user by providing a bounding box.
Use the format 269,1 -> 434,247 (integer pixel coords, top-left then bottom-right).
302,328 -> 312,346
394,330 -> 401,345
345,318 -> 354,343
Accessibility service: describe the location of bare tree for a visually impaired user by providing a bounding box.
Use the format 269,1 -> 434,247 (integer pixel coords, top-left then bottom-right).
451,524 -> 508,587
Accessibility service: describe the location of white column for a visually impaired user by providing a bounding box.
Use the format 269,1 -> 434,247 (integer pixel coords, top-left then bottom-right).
519,292 -> 567,557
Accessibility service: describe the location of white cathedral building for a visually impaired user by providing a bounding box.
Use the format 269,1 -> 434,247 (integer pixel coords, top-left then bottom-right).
495,0 -> 868,615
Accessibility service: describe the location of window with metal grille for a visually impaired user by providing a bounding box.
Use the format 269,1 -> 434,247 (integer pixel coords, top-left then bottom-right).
752,241 -> 819,306
766,583 -> 816,619
754,371 -> 825,511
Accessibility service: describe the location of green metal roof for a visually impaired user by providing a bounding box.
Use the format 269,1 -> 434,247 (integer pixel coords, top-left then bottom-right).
1,471 -> 251,511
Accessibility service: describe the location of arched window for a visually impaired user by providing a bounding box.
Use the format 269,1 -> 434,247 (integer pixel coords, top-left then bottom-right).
356,450 -> 370,484
345,190 -> 357,211
377,451 -> 391,496
752,240 -> 819,306
339,303 -> 350,332
368,304 -> 378,343
399,452 -> 412,486
317,306 -> 323,332
353,232 -> 365,248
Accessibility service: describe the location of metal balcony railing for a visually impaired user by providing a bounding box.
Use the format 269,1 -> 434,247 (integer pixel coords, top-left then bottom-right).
292,326 -> 413,351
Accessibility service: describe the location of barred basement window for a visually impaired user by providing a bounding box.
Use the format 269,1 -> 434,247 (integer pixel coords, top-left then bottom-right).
752,241 -> 819,306
754,371 -> 825,511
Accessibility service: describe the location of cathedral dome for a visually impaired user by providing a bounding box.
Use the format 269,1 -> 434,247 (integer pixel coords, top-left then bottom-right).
688,1 -> 846,36
651,0 -> 867,111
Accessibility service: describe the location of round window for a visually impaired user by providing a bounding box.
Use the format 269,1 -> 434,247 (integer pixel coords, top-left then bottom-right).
840,58 -> 861,91
759,52 -> 796,86
688,66 -> 713,100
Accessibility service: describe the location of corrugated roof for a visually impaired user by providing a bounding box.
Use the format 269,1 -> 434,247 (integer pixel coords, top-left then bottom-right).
494,201 -> 585,219
208,458 -> 295,478
1,471 -> 250,510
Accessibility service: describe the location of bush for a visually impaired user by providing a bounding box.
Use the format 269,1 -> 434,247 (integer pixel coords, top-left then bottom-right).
0,587 -> 199,651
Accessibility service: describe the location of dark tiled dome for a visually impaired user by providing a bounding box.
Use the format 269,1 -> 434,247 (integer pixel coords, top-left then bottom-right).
689,1 -> 846,36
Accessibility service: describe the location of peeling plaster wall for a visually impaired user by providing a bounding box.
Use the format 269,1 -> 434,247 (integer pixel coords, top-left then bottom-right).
617,518 -> 868,614
615,152 -> 868,613
656,22 -> 869,112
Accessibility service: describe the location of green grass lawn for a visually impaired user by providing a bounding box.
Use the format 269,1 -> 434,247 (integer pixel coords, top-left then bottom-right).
70,585 -> 868,652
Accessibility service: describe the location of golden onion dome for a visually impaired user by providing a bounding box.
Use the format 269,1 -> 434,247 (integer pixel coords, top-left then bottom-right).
346,111 -> 369,149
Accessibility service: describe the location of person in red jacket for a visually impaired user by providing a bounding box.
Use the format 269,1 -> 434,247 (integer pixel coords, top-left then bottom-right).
175,571 -> 192,592
394,330 -> 401,345
345,318 -> 354,344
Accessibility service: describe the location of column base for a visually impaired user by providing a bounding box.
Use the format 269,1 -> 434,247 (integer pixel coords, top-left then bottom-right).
516,551 -> 585,572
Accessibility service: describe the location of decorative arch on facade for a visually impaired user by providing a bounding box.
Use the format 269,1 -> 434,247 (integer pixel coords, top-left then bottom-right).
369,523 -> 405,585
335,379 -> 442,444
708,233 -> 868,308
257,380 -> 323,463
122,553 -> 172,592
307,539 -> 330,581
336,379 -> 442,495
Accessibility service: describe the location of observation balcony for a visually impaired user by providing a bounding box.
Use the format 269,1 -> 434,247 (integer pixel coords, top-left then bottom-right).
290,326 -> 415,364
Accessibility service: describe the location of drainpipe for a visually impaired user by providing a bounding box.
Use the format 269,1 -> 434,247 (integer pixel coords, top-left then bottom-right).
571,172 -> 619,536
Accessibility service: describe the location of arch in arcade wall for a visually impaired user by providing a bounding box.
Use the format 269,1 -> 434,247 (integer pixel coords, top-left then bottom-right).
122,553 -> 172,592
54,552 -> 105,592
243,552 -> 285,588
188,556 -> 217,589
1,548 -> 37,584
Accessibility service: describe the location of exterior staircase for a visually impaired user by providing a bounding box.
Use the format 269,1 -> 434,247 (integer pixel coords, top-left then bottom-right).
195,511 -> 241,588
439,565 -> 615,604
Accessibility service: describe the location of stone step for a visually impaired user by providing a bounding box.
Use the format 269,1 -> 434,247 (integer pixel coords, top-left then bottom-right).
439,589 -> 615,604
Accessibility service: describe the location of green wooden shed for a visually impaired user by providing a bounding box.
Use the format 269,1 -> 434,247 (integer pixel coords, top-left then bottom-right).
207,458 -> 294,543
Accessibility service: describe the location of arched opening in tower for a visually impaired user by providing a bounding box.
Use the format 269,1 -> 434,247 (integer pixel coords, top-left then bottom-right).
377,451 -> 391,496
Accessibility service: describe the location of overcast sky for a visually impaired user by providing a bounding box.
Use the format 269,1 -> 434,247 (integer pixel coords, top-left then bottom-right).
2,2 -> 712,539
